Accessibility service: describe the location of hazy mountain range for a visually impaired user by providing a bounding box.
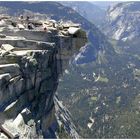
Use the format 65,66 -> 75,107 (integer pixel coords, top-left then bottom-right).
60,1 -> 106,27
103,2 -> 140,42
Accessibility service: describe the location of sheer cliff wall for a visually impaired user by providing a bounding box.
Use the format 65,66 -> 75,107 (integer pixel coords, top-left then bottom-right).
0,21 -> 87,138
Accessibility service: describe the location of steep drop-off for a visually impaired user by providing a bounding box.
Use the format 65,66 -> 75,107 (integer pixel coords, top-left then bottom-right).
0,16 -> 87,138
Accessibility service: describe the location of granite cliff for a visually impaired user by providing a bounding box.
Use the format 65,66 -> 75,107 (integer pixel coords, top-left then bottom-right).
0,15 -> 87,138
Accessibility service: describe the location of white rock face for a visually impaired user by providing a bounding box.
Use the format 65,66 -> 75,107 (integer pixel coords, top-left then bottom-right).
0,15 -> 87,139
87,116 -> 95,129
4,100 -> 18,112
1,44 -> 14,51
68,27 -> 80,35
104,2 -> 140,41
13,113 -> 25,130
17,24 -> 25,30
0,20 -> 6,27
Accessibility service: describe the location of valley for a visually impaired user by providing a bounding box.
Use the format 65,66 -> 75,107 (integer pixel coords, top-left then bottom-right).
57,39 -> 140,138
0,1 -> 140,138
56,2 -> 140,138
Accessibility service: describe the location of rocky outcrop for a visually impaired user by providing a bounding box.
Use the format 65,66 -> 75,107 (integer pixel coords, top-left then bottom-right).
0,16 -> 87,138
0,1 -> 114,65
104,2 -> 140,41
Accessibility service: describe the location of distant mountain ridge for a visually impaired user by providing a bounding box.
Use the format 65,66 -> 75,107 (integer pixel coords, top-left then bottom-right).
103,2 -> 140,41
59,1 -> 106,27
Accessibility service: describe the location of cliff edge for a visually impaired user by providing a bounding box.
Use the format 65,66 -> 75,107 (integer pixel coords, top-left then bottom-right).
0,15 -> 87,138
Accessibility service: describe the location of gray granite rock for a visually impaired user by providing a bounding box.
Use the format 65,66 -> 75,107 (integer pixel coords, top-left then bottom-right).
0,15 -> 87,138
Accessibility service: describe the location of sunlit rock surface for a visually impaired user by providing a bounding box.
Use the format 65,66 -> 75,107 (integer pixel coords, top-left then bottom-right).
0,16 -> 87,138
104,2 -> 140,41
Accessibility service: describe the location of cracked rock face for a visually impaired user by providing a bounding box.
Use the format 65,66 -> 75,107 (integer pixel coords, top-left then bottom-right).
0,16 -> 87,138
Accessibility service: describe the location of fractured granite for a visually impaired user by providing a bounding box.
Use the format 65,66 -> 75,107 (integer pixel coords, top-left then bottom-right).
0,15 -> 87,138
